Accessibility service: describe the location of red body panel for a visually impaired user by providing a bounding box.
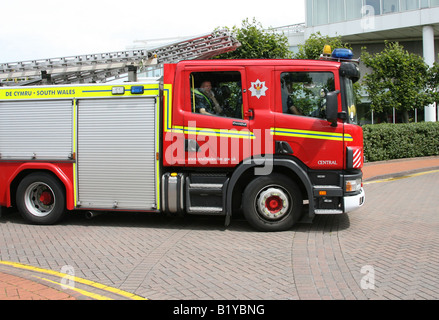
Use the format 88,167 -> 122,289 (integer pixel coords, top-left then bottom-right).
0,162 -> 75,210
162,59 -> 362,171
1,59 -> 364,215
344,123 -> 365,169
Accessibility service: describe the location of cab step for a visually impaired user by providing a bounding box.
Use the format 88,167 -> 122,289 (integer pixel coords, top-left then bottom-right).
315,209 -> 343,215
186,174 -> 229,216
187,206 -> 224,215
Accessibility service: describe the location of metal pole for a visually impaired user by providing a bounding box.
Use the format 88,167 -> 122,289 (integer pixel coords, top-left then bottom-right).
423,25 -> 437,122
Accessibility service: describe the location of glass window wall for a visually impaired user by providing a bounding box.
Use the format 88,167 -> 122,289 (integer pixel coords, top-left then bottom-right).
366,0 -> 381,14
346,0 -> 363,20
400,0 -> 419,10
306,0 -> 439,27
313,0 -> 328,25
329,0 -> 346,23
306,0 -> 313,26
383,0 -> 399,13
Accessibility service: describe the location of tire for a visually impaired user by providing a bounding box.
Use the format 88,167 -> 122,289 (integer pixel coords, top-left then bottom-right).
16,172 -> 66,225
242,173 -> 303,232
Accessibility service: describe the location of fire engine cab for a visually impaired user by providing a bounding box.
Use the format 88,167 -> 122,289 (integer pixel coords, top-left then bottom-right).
0,33 -> 364,231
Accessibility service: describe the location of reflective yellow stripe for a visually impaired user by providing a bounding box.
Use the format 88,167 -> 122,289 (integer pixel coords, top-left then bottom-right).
73,99 -> 78,207
164,85 -> 349,142
155,97 -> 161,210
164,84 -> 173,132
271,128 -> 353,142
0,84 -> 160,100
164,84 -> 254,140
172,126 -> 255,139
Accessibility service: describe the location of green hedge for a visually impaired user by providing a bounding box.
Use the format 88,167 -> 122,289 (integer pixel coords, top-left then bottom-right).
363,122 -> 439,162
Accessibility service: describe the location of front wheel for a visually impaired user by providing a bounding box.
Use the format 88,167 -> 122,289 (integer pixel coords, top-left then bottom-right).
243,173 -> 303,232
16,173 -> 66,225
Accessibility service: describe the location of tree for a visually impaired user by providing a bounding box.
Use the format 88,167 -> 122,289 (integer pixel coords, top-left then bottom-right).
294,32 -> 352,60
361,41 -> 434,122
216,18 -> 292,60
427,60 -> 439,107
293,32 -> 362,105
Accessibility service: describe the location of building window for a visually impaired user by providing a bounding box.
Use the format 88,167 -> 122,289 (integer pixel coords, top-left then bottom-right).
306,0 -> 313,27
313,0 -> 328,25
346,0 -> 363,20
306,0 -> 439,27
421,0 -> 430,8
329,0 -> 346,23
366,0 -> 381,15
383,0 -> 399,13
401,0 -> 420,11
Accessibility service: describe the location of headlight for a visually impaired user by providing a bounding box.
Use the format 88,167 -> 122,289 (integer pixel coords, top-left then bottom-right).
346,178 -> 362,193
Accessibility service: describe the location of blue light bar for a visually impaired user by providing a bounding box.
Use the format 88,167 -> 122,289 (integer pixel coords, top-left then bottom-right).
332,48 -> 354,60
131,86 -> 144,94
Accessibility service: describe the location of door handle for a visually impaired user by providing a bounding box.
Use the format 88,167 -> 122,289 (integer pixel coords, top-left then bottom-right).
244,109 -> 254,120
232,121 -> 248,128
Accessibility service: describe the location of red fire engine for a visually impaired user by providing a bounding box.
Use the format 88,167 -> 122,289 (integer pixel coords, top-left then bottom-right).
0,34 -> 364,231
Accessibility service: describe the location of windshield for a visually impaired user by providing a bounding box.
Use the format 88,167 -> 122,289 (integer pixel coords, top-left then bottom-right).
343,77 -> 358,124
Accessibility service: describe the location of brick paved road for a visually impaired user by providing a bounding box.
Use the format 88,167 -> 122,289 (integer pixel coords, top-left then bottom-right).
1,171 -> 439,300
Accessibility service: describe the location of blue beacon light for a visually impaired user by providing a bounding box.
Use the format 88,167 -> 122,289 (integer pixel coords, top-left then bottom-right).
332,48 -> 354,60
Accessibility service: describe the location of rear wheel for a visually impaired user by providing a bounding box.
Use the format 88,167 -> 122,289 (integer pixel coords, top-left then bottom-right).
243,173 -> 303,232
16,173 -> 66,225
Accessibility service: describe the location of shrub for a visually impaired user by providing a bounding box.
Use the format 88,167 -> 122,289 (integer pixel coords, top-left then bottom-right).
363,122 -> 439,162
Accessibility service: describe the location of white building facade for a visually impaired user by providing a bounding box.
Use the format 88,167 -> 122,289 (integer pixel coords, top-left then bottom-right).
303,0 -> 439,123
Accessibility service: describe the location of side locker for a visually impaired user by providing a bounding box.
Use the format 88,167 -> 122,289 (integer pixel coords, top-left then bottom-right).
76,97 -> 158,211
0,99 -> 73,160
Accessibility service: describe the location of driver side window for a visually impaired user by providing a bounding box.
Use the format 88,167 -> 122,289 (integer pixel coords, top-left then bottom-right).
190,71 -> 244,119
281,72 -> 335,119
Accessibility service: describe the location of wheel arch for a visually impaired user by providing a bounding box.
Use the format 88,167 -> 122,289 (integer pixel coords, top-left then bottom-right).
226,157 -> 315,221
8,163 -> 74,210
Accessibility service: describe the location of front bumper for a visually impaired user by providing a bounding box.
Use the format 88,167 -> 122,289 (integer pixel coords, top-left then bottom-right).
344,188 -> 365,213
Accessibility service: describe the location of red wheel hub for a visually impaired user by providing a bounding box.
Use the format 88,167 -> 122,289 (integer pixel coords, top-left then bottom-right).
265,196 -> 283,213
39,191 -> 53,206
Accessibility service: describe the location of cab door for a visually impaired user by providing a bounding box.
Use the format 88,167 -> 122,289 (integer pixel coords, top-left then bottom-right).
244,65 -> 276,175
181,66 -> 252,167
273,67 -> 345,170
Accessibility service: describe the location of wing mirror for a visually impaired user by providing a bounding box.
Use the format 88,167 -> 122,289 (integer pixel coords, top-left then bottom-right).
326,90 -> 340,127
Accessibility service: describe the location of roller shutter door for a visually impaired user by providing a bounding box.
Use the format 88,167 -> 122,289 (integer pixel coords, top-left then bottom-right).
77,97 -> 157,210
0,100 -> 73,160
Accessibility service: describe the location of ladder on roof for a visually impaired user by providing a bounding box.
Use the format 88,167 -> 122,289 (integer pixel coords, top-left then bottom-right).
0,29 -> 240,86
